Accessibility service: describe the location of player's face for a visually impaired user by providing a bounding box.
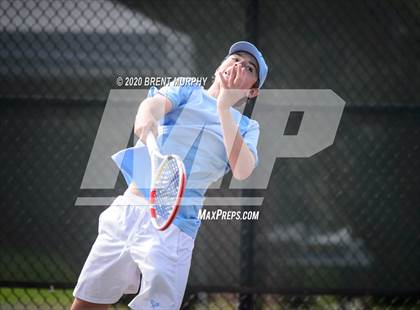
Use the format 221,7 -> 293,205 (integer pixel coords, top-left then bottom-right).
216,52 -> 259,90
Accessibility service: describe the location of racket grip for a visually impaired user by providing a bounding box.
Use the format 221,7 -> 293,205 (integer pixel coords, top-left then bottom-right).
146,132 -> 159,154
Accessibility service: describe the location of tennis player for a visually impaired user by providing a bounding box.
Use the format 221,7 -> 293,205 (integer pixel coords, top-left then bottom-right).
72,41 -> 268,310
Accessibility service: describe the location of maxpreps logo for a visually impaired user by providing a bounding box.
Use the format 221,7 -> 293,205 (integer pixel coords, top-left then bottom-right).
75,89 -> 345,207
198,209 -> 259,221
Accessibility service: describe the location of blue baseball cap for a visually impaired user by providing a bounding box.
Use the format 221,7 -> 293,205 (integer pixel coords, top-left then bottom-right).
228,41 -> 268,88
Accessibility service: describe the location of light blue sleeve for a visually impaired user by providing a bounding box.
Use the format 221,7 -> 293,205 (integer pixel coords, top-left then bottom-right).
158,84 -> 197,110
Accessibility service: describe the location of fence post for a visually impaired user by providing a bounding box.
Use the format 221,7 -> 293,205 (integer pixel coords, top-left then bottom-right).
239,1 -> 260,308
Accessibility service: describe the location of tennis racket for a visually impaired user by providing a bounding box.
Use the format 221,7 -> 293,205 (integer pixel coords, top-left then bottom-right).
146,132 -> 186,231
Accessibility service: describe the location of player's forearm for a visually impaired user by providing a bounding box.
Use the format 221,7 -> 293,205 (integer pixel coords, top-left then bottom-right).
217,106 -> 255,180
134,96 -> 170,142
136,97 -> 167,121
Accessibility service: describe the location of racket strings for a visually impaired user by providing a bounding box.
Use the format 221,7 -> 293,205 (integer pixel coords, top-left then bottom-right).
154,158 -> 181,222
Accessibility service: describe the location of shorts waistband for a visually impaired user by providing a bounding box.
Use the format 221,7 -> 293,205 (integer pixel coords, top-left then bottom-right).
122,189 -> 150,207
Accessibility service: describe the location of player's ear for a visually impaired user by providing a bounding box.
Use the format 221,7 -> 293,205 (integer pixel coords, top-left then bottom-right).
247,88 -> 259,98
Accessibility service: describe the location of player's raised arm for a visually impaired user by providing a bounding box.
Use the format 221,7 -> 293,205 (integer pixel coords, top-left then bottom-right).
211,52 -> 262,180
134,93 -> 172,143
218,106 -> 256,180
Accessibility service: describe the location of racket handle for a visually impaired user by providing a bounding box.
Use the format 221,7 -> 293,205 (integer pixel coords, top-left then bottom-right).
146,132 -> 159,154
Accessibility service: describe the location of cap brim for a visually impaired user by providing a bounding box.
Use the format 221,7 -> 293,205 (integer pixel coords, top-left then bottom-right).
228,41 -> 266,88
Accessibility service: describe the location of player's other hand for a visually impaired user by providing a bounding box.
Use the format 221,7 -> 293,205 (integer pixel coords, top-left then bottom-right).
217,64 -> 249,110
134,112 -> 158,144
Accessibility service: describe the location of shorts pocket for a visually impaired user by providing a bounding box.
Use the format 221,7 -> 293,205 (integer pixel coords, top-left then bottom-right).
172,225 -> 194,256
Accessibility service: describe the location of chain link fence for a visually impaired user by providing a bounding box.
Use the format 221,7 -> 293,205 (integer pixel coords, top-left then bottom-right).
1,0 -> 419,309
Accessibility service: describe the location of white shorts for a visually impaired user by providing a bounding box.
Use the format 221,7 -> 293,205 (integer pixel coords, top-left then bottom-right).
73,190 -> 195,310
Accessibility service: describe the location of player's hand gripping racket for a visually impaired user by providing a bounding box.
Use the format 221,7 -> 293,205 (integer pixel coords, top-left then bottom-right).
146,132 -> 186,231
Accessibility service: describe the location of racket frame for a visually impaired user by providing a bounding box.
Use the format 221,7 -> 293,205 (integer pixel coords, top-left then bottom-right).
147,133 -> 186,231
